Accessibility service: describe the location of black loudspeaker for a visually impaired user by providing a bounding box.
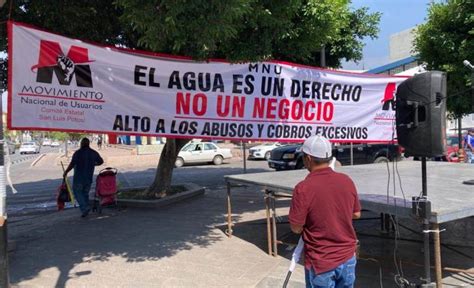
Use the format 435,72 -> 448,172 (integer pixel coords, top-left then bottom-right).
396,71 -> 447,157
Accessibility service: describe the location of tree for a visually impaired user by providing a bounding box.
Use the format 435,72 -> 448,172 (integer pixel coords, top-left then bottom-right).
0,0 -> 140,89
47,132 -> 86,142
0,1 -> 137,49
413,0 -> 474,118
118,1 -> 380,66
117,0 -> 381,197
1,0 -> 380,198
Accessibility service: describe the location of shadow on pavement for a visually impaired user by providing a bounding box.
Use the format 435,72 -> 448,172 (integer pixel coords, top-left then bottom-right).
7,164 -> 474,287
218,209 -> 474,287
7,166 -> 276,286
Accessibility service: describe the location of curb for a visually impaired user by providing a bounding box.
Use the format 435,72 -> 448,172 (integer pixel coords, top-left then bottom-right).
111,144 -> 136,151
9,154 -> 41,165
31,153 -> 46,167
117,183 -> 205,208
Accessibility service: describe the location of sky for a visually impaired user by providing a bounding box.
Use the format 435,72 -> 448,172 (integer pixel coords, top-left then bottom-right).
342,0 -> 432,70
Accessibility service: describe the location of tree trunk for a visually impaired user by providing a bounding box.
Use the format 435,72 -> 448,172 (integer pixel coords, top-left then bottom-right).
145,138 -> 189,198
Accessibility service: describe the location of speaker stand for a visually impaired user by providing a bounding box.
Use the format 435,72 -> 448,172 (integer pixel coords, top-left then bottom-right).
421,158 -> 433,286
412,158 -> 436,287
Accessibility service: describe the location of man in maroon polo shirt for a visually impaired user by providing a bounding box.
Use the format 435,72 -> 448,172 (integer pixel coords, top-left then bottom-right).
289,135 -> 361,288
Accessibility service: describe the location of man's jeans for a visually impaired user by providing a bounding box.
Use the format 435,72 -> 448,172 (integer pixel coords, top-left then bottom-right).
305,256 -> 357,288
73,182 -> 92,214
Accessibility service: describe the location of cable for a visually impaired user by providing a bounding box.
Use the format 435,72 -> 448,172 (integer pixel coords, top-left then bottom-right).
386,119 -> 412,287
395,162 -> 407,207
358,231 -> 474,262
403,82 -> 472,106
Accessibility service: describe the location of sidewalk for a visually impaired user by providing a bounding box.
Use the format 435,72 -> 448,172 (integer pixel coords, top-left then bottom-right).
8,183 -> 474,287
8,186 -> 304,287
8,146 -> 474,287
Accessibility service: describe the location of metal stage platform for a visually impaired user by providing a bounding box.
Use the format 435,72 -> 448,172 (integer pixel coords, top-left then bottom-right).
224,161 -> 474,287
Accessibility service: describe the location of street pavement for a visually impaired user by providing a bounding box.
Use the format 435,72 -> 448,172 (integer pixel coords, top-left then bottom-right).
5,145 -> 474,287
6,144 -> 270,221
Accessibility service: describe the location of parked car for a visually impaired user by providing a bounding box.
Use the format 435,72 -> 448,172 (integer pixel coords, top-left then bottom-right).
444,134 -> 461,162
175,142 -> 233,167
50,141 -> 61,147
267,144 -> 305,170
268,143 -> 402,171
42,139 -> 52,146
248,143 -> 281,160
19,142 -> 40,154
411,134 -> 462,162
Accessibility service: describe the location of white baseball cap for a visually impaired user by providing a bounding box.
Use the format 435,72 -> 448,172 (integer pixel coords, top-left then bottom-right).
302,135 -> 332,158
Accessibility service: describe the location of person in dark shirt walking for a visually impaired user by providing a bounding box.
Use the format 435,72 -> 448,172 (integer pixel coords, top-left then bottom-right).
64,137 -> 104,217
289,135 -> 361,288
97,135 -> 103,150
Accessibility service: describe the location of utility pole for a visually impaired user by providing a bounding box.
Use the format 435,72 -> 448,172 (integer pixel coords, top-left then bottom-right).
0,90 -> 10,287
320,45 -> 326,67
0,42 -> 10,285
65,135 -> 68,158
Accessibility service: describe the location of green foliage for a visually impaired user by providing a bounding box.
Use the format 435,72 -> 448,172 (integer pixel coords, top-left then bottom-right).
414,0 -> 474,117
0,0 -> 136,50
48,132 -> 67,141
0,0 -> 381,80
0,58 -> 6,91
45,132 -> 87,141
0,0 -> 141,137
117,0 -> 380,67
0,0 -> 140,90
324,7 -> 381,67
0,0 -> 381,196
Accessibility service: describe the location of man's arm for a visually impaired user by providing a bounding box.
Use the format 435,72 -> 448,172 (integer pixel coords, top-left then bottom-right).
95,152 -> 104,166
63,163 -> 73,178
63,153 -> 76,178
290,224 -> 304,234
351,178 -> 362,220
288,184 -> 309,235
353,211 -> 361,219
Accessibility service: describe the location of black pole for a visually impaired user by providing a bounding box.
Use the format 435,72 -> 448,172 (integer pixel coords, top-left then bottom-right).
320,45 -> 326,67
0,93 -> 10,287
457,117 -> 462,150
242,142 -> 247,174
0,217 -> 8,288
421,157 -> 431,285
282,271 -> 292,288
421,157 -> 427,197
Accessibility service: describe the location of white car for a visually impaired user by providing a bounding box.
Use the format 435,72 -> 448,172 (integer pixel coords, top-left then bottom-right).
175,142 -> 233,167
19,142 -> 40,154
42,139 -> 52,146
50,141 -> 61,147
248,143 -> 281,160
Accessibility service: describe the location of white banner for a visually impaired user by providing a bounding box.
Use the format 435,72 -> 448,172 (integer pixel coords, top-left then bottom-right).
8,21 -> 407,143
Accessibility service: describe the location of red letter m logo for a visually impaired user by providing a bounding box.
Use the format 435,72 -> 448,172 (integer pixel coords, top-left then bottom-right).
31,40 -> 94,87
381,82 -> 396,111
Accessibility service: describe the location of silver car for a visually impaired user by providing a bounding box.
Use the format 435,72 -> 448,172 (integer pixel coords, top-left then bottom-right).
175,142 -> 233,167
19,142 -> 40,154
